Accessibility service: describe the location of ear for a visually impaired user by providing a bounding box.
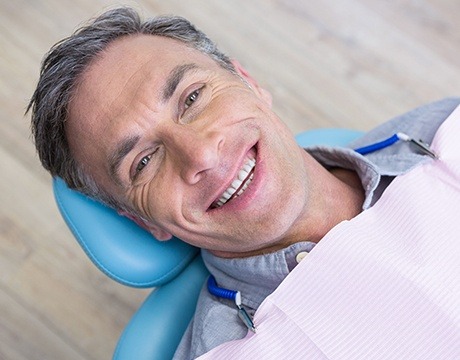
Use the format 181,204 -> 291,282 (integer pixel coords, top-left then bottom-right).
146,224 -> 174,241
231,59 -> 273,107
118,210 -> 173,241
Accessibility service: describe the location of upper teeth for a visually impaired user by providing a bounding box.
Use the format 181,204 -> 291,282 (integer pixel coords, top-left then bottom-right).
214,157 -> 256,208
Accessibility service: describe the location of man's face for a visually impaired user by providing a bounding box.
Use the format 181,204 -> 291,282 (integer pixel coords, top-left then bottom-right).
67,34 -> 313,255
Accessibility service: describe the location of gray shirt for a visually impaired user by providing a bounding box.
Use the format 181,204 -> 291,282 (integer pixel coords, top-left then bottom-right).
173,97 -> 460,360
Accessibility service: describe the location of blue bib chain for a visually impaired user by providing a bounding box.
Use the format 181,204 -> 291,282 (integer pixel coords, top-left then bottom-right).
354,132 -> 438,158
207,275 -> 257,333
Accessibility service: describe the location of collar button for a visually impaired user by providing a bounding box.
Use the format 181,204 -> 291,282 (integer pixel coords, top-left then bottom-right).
295,251 -> 308,264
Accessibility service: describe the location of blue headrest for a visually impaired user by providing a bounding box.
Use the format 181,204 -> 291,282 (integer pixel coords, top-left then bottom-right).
53,177 -> 199,288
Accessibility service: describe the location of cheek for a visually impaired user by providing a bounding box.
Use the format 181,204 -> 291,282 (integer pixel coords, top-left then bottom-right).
269,116 -> 297,148
137,174 -> 184,224
212,87 -> 260,117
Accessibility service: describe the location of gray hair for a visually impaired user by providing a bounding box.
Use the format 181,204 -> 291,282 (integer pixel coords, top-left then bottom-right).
27,7 -> 234,210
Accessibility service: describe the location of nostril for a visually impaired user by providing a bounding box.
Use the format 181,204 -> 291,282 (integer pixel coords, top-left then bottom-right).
181,167 -> 207,185
174,128 -> 223,184
179,147 -> 218,184
217,137 -> 225,152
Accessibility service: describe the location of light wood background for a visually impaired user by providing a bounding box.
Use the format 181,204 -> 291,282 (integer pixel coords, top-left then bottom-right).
1,0 -> 459,359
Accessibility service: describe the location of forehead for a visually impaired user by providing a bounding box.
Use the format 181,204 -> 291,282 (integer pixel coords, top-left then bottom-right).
73,34 -> 217,114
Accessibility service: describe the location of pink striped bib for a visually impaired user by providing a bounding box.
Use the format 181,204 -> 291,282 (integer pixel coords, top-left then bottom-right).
198,106 -> 460,360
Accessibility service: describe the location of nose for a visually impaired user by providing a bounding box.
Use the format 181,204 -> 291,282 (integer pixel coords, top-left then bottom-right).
164,126 -> 223,185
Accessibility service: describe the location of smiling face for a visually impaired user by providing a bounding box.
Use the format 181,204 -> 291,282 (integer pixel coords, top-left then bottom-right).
67,34 -> 318,256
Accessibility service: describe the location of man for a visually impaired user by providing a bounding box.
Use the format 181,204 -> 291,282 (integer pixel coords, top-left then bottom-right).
28,7 -> 459,359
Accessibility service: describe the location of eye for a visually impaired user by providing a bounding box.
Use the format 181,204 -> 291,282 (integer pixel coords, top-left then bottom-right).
184,88 -> 201,109
131,148 -> 162,182
136,154 -> 152,173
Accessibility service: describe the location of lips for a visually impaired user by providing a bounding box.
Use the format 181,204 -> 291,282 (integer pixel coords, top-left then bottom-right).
210,151 -> 256,209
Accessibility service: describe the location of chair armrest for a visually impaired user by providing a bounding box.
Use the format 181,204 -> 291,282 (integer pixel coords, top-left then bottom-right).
295,128 -> 363,147
113,256 -> 209,360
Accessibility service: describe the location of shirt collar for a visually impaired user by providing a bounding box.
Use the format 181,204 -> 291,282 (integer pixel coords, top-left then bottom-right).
306,145 -> 381,209
202,241 -> 316,309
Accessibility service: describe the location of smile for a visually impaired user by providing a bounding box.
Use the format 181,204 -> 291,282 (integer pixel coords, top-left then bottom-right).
211,155 -> 256,209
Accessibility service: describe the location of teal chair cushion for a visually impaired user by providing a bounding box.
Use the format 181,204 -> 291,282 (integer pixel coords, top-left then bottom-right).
53,177 -> 199,288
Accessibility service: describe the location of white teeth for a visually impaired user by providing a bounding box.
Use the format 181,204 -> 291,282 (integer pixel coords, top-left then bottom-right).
222,191 -> 231,200
232,179 -> 243,189
214,157 -> 256,208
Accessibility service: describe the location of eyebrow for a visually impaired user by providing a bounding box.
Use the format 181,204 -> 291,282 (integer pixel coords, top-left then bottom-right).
108,63 -> 198,186
161,63 -> 198,102
108,134 -> 140,186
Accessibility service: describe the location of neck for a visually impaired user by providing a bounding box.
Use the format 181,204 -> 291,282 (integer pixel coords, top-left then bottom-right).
293,166 -> 365,244
213,164 -> 365,259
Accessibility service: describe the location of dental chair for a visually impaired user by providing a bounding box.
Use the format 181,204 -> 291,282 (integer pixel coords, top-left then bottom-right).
53,128 -> 363,360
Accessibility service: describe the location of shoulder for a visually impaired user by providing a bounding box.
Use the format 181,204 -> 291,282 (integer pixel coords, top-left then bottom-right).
173,282 -> 248,359
349,97 -> 460,149
346,97 -> 460,176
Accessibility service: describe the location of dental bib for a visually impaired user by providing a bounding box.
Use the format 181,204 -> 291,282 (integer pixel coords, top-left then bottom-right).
197,105 -> 460,360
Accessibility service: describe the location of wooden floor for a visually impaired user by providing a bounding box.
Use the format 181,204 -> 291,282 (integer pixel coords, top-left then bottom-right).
1,0 -> 459,359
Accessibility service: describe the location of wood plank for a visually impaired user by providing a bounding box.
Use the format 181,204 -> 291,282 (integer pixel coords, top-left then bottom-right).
0,284 -> 86,360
